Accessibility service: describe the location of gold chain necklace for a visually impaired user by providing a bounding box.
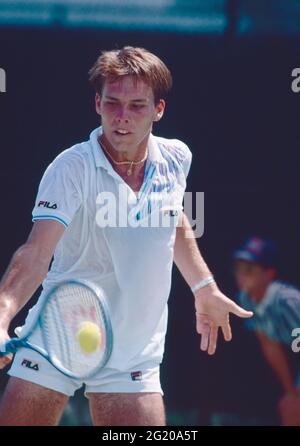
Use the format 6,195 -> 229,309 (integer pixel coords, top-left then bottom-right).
99,137 -> 148,176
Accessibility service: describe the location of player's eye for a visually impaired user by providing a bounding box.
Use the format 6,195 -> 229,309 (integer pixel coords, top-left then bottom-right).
131,104 -> 145,109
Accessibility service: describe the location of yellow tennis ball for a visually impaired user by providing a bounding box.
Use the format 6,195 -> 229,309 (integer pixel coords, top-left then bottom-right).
77,322 -> 101,353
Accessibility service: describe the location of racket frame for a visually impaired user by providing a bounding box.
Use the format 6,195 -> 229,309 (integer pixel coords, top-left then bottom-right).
0,280 -> 113,379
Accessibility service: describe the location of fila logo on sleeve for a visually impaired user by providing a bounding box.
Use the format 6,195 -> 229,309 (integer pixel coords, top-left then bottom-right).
38,200 -> 57,209
21,358 -> 39,371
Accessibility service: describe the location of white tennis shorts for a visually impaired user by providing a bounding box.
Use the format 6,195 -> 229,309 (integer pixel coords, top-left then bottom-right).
8,346 -> 163,397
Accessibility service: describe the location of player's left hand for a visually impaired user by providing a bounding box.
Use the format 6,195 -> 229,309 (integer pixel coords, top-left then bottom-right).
194,283 -> 253,355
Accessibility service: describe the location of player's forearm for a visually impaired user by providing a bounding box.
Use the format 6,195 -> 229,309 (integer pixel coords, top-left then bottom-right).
0,243 -> 50,329
174,212 -> 214,289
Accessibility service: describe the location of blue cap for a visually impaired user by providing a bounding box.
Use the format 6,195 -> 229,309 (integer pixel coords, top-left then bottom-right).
233,236 -> 278,268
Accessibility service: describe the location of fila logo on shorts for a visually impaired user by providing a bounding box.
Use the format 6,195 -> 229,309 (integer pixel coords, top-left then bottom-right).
131,371 -> 142,381
21,358 -> 39,371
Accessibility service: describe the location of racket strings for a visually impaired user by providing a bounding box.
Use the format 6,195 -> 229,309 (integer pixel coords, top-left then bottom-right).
42,283 -> 111,378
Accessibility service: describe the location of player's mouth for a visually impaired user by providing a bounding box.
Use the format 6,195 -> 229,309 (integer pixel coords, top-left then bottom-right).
114,129 -> 132,136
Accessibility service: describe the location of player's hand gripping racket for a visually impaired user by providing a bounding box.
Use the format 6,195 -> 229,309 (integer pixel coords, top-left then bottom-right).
0,280 -> 113,379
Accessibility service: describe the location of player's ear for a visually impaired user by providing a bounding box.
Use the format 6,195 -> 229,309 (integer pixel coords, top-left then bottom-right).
154,99 -> 165,122
95,93 -> 101,116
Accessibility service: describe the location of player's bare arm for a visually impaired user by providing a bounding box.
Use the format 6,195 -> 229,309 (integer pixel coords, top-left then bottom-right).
0,220 -> 65,368
174,212 -> 253,355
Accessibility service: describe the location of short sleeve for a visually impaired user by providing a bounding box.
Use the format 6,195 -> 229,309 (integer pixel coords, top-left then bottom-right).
171,140 -> 192,180
32,153 -> 83,228
181,144 -> 192,179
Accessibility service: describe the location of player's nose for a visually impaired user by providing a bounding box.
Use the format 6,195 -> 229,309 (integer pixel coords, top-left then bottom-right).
115,105 -> 130,123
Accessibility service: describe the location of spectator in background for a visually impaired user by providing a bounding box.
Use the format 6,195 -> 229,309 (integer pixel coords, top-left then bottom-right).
233,236 -> 300,426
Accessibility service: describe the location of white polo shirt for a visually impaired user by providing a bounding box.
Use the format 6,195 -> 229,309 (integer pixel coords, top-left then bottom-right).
17,127 -> 192,372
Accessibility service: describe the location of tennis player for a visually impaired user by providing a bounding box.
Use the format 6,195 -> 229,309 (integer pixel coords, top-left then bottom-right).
0,47 -> 252,426
233,236 -> 300,425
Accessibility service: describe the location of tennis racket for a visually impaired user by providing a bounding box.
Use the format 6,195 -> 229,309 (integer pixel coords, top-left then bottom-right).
0,280 -> 113,379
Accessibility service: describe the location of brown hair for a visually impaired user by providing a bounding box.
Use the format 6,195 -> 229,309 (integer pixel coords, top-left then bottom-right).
88,46 -> 172,104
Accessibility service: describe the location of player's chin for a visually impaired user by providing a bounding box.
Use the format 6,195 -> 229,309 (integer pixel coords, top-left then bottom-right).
117,141 -> 142,154
110,133 -> 135,147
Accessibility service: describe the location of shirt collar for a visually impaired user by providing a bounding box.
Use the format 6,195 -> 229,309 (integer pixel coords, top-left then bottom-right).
90,127 -> 111,170
89,126 -> 164,170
